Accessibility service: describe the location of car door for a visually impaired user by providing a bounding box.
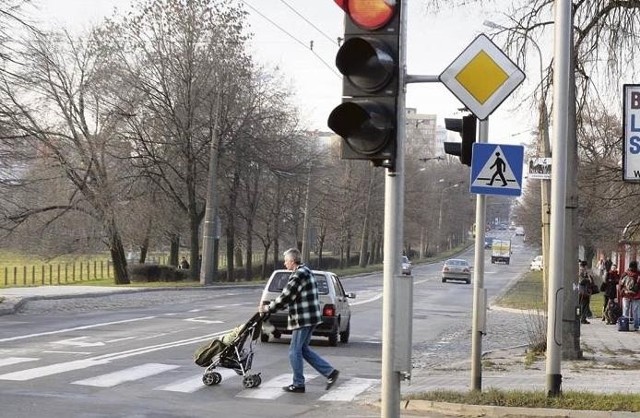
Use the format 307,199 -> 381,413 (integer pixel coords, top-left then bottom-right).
330,274 -> 350,330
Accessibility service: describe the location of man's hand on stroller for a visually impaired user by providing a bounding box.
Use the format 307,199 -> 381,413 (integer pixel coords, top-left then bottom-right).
259,303 -> 271,319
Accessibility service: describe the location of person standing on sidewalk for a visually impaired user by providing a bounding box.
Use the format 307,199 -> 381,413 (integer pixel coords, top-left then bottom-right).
620,261 -> 640,329
262,248 -> 339,393
578,261 -> 594,324
620,261 -> 640,321
600,264 -> 620,319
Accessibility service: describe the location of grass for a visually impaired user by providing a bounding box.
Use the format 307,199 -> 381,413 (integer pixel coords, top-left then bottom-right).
494,270 -> 545,310
407,389 -> 640,412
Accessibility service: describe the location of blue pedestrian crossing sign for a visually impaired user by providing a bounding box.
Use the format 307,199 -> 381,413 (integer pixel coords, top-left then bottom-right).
470,143 -> 524,196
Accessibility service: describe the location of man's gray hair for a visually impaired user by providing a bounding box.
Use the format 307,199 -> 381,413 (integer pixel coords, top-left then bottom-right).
283,248 -> 301,264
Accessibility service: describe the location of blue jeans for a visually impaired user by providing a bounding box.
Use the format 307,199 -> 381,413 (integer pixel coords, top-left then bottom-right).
289,325 -> 334,387
632,299 -> 640,330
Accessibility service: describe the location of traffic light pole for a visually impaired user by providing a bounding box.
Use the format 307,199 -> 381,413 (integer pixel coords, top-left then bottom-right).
381,3 -> 407,417
470,119 -> 488,391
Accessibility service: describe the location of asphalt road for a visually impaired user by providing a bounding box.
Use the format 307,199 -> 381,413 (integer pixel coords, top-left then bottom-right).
0,231 -> 535,418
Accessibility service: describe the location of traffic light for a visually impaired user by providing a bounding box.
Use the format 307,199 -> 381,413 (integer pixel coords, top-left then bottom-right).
444,114 -> 477,166
328,0 -> 401,170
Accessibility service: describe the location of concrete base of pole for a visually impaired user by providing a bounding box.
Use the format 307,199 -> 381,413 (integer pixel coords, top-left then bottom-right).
562,319 -> 583,360
546,374 -> 562,397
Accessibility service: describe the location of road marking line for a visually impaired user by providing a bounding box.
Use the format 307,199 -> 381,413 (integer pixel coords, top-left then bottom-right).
351,293 -> 382,306
71,363 -> 179,387
184,317 -> 224,324
319,377 -> 378,401
0,357 -> 39,368
0,316 -> 157,343
52,336 -> 105,347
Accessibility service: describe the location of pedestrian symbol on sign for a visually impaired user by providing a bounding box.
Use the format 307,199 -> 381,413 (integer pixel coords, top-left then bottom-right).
488,152 -> 508,186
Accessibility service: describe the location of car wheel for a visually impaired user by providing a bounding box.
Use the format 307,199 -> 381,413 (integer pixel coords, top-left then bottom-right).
273,330 -> 281,339
260,333 -> 269,343
442,278 -> 446,283
339,321 -> 350,344
328,330 -> 338,347
466,279 -> 470,284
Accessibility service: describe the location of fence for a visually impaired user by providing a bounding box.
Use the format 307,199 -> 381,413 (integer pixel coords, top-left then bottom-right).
1,260 -> 114,287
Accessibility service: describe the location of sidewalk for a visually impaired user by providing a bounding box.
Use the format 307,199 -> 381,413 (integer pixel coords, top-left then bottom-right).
1,286 -> 639,417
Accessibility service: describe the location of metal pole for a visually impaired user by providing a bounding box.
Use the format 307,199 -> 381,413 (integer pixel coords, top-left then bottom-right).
471,118 -> 488,391
381,1 -> 407,416
546,0 -> 571,397
301,163 -> 312,264
200,111 -> 220,285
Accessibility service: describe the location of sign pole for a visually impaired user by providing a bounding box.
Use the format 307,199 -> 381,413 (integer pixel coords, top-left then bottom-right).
470,118 -> 488,391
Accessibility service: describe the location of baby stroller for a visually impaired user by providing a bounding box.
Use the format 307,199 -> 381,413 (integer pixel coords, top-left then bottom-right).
194,312 -> 266,389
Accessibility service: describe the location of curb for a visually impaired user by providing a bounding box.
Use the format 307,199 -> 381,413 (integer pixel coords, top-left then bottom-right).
402,400 -> 638,418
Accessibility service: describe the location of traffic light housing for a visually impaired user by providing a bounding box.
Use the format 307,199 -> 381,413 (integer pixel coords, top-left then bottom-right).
328,0 -> 401,170
444,115 -> 477,166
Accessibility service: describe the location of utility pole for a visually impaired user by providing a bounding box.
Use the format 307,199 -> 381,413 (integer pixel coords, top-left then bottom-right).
546,0 -> 572,397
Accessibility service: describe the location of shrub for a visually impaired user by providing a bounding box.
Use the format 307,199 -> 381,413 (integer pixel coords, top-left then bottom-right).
128,263 -> 191,282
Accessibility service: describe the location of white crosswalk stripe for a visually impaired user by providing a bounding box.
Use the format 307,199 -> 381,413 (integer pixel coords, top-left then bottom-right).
0,357 -> 39,368
155,368 -> 237,393
318,377 -> 378,401
0,359 -> 110,381
71,363 -> 179,387
236,373 -> 320,400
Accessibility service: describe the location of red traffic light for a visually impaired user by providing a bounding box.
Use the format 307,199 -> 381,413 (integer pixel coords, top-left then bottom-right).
334,0 -> 396,30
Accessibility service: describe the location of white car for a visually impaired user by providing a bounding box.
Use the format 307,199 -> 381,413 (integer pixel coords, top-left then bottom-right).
530,255 -> 543,271
259,269 -> 355,346
515,227 -> 525,236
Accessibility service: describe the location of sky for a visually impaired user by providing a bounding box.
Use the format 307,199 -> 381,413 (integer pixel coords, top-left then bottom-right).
34,0 -> 548,153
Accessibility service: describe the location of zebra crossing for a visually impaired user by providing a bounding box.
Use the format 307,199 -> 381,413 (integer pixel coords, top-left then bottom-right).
0,357 -> 378,402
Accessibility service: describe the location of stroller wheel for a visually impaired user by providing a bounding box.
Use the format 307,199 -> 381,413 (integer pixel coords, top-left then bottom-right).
242,374 -> 261,389
202,371 -> 222,386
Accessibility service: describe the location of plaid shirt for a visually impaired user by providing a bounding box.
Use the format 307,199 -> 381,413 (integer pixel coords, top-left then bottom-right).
268,264 -> 322,330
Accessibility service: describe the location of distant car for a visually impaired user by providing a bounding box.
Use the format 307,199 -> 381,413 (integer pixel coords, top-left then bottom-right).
402,255 -> 412,275
530,255 -> 543,271
515,227 -> 525,236
259,269 -> 355,346
484,237 -> 495,249
442,258 -> 471,284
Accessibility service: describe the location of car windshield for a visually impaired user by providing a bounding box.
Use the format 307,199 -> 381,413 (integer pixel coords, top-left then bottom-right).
402,256 -> 409,263
268,271 -> 329,295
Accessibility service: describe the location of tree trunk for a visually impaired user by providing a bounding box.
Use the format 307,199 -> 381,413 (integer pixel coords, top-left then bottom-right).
169,234 -> 180,266
245,220 -> 253,281
226,226 -> 234,282
190,216 -> 200,280
106,219 -> 129,285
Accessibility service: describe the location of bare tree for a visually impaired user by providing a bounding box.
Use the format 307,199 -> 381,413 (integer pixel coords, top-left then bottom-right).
0,28 -> 135,283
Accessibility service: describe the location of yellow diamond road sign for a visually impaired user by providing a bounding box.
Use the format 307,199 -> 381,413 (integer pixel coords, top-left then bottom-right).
440,34 -> 525,120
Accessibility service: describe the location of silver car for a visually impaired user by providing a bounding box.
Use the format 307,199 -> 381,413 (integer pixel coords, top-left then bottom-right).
442,258 -> 471,284
259,269 -> 355,346
402,256 -> 412,275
